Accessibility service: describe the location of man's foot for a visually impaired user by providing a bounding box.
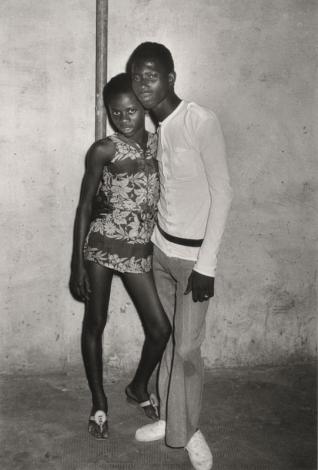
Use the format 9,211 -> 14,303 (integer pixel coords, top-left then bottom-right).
135,419 -> 166,442
185,430 -> 213,470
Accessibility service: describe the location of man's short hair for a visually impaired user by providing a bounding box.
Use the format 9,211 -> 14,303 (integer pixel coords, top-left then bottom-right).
127,42 -> 174,74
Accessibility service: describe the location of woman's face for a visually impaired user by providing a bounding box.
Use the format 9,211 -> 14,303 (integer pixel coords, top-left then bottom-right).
108,91 -> 145,138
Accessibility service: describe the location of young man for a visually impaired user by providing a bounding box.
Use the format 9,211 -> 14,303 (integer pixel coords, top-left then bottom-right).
128,42 -> 233,470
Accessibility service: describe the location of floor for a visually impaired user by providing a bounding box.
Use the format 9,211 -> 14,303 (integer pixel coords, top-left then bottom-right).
0,363 -> 316,470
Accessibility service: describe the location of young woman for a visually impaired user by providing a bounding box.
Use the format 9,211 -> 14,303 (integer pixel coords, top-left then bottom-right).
70,73 -> 171,439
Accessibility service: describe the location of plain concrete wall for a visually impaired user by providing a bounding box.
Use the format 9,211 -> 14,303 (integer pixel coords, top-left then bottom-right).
1,0 -> 96,372
1,0 -> 317,374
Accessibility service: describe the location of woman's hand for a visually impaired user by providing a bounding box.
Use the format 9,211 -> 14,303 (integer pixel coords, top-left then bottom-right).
70,263 -> 91,302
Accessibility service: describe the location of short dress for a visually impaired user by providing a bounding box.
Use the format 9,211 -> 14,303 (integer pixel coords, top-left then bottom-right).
83,132 -> 159,273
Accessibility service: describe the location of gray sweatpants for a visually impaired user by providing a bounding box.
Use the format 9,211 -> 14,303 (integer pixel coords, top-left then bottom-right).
153,246 -> 209,448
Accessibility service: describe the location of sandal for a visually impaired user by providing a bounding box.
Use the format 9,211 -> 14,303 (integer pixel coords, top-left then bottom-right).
88,410 -> 108,439
125,386 -> 159,420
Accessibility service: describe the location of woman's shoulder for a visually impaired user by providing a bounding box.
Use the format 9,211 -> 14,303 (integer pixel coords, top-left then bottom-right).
146,131 -> 158,155
147,130 -> 157,138
93,136 -> 116,153
147,131 -> 158,145
87,137 -> 116,165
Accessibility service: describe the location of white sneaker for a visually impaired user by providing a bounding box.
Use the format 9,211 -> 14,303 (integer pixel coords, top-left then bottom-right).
135,419 -> 166,442
185,430 -> 213,470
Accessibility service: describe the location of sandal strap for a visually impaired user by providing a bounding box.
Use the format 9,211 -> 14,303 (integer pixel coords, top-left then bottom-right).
89,410 -> 107,423
140,394 -> 159,412
139,400 -> 152,408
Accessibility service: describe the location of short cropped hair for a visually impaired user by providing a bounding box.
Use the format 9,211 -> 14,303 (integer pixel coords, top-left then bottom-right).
127,42 -> 174,74
103,73 -> 132,107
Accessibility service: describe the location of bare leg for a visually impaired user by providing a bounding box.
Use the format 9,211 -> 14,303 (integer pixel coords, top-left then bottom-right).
82,261 -> 113,413
122,271 -> 171,402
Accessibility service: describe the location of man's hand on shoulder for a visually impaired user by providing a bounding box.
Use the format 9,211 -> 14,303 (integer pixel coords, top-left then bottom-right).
184,270 -> 214,303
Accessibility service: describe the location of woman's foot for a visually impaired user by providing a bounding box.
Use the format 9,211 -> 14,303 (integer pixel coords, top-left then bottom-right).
88,410 -> 108,439
125,384 -> 159,420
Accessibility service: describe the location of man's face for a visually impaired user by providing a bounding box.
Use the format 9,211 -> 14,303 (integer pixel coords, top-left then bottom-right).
131,58 -> 174,110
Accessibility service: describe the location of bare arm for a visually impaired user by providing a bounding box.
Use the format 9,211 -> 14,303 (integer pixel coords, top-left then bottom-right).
70,139 -> 115,301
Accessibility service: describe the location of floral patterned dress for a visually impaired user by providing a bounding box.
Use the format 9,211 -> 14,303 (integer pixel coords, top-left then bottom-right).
84,132 -> 159,273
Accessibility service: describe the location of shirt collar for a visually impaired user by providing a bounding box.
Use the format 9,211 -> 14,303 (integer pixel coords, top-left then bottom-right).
159,100 -> 186,127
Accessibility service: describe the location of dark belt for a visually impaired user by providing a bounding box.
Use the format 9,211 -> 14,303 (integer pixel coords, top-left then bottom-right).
157,222 -> 203,247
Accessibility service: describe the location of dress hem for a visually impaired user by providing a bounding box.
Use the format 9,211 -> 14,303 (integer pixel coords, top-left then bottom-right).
84,257 -> 152,274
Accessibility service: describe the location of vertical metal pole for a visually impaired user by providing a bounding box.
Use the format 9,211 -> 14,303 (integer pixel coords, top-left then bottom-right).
95,0 -> 108,140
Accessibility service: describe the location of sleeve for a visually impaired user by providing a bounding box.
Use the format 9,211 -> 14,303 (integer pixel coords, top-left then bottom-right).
192,110 -> 233,277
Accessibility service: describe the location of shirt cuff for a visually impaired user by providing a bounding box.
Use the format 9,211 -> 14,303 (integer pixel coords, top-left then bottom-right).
193,265 -> 216,278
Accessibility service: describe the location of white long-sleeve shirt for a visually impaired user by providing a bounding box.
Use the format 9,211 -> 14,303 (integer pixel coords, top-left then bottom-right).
151,100 -> 233,277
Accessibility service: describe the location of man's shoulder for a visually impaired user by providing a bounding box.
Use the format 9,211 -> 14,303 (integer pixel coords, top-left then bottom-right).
186,101 -> 217,121
183,101 -> 218,135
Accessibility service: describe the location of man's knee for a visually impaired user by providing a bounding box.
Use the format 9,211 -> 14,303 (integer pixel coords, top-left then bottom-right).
176,340 -> 201,362
176,343 -> 200,377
